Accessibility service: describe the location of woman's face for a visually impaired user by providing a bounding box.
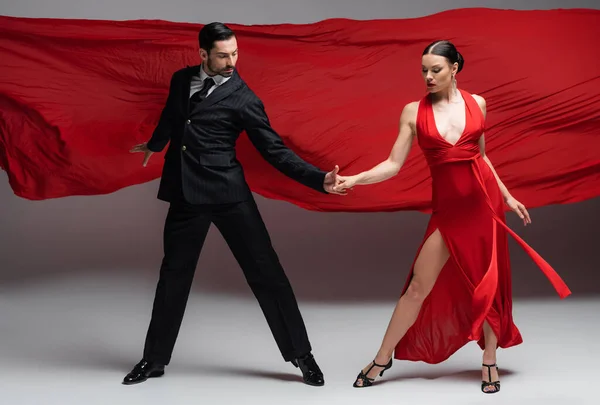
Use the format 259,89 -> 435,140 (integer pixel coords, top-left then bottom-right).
421,54 -> 457,93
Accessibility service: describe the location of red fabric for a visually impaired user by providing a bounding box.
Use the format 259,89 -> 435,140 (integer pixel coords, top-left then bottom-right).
0,8 -> 599,212
394,90 -> 571,364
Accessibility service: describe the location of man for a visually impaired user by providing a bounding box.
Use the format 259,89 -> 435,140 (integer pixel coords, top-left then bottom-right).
124,22 -> 342,387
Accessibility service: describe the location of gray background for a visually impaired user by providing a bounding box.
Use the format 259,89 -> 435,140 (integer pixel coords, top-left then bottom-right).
1,0 -> 598,302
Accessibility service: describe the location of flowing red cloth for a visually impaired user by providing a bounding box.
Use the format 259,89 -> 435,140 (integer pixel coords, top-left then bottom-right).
394,90 -> 570,364
0,8 -> 598,212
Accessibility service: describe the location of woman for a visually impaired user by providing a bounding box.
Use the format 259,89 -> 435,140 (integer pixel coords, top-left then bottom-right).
333,40 -> 571,393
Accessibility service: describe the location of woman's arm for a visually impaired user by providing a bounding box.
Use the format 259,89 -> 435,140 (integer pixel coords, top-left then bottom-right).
474,95 -> 530,224
473,95 -> 512,202
478,135 -> 513,203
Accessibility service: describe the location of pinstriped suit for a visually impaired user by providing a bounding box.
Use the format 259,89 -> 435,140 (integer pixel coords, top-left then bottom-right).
142,65 -> 328,365
147,65 -> 327,204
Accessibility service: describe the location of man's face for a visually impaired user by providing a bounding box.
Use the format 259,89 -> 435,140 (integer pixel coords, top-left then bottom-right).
201,36 -> 238,77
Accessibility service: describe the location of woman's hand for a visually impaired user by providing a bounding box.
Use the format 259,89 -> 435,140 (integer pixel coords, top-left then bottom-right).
333,175 -> 358,194
505,196 -> 531,226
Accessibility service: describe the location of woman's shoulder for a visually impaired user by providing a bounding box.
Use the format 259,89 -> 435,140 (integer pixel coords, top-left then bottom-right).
399,100 -> 421,124
463,90 -> 486,111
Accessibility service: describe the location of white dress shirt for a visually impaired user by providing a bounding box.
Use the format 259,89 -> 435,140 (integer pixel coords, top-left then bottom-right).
189,65 -> 231,99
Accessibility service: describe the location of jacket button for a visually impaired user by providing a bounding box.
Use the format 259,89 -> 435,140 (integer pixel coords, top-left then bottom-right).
182,145 -> 187,151
186,119 -> 191,124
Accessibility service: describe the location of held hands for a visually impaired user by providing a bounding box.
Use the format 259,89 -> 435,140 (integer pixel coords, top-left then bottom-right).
129,142 -> 154,167
505,196 -> 531,226
323,165 -> 343,195
323,165 -> 348,195
331,174 -> 357,194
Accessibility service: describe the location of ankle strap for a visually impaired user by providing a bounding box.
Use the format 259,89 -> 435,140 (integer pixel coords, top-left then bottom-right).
373,358 -> 393,367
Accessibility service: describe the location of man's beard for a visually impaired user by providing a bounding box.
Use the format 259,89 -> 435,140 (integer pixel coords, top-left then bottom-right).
206,59 -> 235,76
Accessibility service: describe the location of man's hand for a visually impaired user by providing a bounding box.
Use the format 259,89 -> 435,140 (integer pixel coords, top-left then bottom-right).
323,165 -> 346,195
130,142 -> 154,167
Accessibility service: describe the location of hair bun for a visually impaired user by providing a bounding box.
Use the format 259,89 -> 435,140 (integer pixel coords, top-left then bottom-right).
456,51 -> 464,73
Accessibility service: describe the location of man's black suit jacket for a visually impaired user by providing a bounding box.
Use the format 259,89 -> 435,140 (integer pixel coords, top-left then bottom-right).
146,65 -> 328,205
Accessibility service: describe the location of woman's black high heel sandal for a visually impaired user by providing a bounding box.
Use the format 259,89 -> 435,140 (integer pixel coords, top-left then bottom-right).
352,359 -> 393,388
481,363 -> 500,393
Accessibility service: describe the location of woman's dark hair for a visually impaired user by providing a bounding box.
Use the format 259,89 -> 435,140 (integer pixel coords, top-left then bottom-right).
422,40 -> 464,73
198,22 -> 235,53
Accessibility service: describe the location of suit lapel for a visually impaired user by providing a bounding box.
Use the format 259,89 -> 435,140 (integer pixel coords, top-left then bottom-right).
190,70 -> 243,115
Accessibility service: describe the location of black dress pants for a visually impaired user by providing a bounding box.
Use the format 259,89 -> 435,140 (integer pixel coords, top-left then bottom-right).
142,196 -> 312,365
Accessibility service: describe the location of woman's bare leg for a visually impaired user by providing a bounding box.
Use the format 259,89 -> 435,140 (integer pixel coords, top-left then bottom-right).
354,228 -> 450,386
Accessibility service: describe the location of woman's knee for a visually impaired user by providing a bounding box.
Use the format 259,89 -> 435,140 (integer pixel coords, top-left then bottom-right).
404,279 -> 428,303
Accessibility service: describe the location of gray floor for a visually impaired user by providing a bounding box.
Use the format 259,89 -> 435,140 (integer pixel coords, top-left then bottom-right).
1,272 -> 596,405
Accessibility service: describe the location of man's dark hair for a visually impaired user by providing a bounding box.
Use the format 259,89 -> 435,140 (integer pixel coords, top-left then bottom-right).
198,22 -> 235,53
